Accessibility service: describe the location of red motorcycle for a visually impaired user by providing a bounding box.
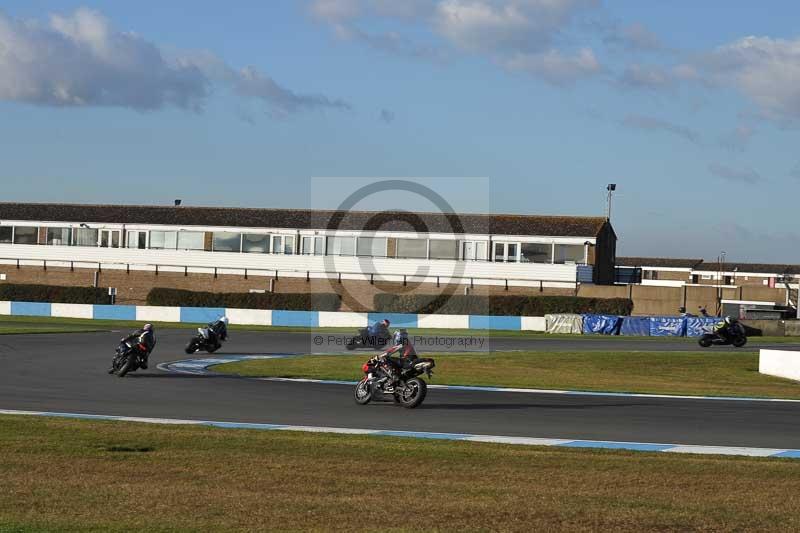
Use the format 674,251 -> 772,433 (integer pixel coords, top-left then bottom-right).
354,354 -> 435,409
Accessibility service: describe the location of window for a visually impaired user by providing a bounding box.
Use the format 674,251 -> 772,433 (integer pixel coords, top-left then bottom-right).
272,235 -> 295,254
13,226 -> 38,245
150,231 -> 178,250
554,244 -> 584,264
429,239 -> 459,260
302,236 -> 325,255
99,230 -> 121,248
357,237 -> 387,257
126,231 -> 147,249
326,236 -> 355,256
520,243 -> 552,263
74,228 -> 98,247
46,227 -> 72,246
243,233 -> 269,253
462,241 -> 488,261
0,227 -> 12,244
213,232 -> 242,252
175,231 -> 204,250
493,242 -> 519,262
396,238 -> 427,259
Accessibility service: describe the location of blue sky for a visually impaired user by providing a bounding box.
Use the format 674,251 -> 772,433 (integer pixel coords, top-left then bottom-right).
1,1 -> 799,262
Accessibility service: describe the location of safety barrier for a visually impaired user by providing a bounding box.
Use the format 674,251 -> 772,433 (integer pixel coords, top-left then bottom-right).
578,315 -> 719,337
0,300 -> 721,336
0,301 -> 546,332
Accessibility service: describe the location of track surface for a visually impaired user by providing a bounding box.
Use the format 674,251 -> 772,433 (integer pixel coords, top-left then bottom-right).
2,329 -> 800,449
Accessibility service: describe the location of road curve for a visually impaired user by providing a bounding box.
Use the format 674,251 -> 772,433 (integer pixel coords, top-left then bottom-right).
1,329 -> 799,449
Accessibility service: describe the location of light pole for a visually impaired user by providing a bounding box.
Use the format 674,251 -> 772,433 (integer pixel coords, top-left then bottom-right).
606,184 -> 617,221
717,251 -> 726,316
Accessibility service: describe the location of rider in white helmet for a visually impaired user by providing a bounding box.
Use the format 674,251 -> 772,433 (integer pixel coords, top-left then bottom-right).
207,316 -> 229,348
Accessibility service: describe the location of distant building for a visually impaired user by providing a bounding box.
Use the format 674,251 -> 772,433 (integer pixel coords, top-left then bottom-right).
0,203 -> 617,305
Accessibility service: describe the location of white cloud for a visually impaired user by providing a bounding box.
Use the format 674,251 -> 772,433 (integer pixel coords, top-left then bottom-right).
621,114 -> 701,144
604,22 -> 662,51
504,47 -> 600,85
0,8 -> 349,117
434,0 -> 597,53
699,36 -> 800,120
708,162 -> 762,184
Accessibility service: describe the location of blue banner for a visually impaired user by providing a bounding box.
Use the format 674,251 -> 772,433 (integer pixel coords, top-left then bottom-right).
685,317 -> 719,337
582,314 -> 622,335
649,317 -> 686,337
619,316 -> 650,336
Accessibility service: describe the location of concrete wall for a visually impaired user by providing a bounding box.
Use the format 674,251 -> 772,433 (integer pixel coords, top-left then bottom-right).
760,349 -> 800,382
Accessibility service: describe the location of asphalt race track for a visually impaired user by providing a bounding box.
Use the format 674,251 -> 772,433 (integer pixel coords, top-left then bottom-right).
2,329 -> 800,449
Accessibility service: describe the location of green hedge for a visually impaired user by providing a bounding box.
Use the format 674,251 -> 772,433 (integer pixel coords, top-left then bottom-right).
0,283 -> 111,304
373,294 -> 633,316
146,288 -> 341,311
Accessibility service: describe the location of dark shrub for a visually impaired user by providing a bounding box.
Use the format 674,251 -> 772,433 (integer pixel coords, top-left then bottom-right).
147,288 -> 341,311
0,283 -> 110,304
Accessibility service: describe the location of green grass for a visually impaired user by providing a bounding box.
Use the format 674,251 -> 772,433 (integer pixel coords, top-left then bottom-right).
1,415 -> 799,532
213,350 -> 800,399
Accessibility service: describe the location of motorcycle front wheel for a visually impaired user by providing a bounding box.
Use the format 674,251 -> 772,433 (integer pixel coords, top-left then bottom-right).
698,335 -> 713,348
397,377 -> 427,409
185,340 -> 199,354
354,378 -> 372,405
116,354 -> 136,378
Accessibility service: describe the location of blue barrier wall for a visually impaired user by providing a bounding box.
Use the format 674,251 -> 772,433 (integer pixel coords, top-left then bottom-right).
469,315 -> 521,331
93,305 -> 136,321
620,316 -> 650,336
272,310 -> 319,327
180,307 -> 226,324
583,315 -> 622,335
10,302 -> 51,317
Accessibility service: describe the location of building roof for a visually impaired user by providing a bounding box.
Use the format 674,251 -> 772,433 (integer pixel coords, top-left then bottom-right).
693,262 -> 800,275
616,257 -> 703,269
0,202 -> 610,238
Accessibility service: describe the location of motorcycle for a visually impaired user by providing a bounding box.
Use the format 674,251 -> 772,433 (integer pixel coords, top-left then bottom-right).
185,327 -> 222,354
698,326 -> 747,348
109,339 -> 147,377
354,354 -> 436,409
345,327 -> 392,351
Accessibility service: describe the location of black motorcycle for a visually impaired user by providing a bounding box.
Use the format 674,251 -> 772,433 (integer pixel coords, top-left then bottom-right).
354,355 -> 435,409
698,327 -> 747,348
109,339 -> 146,377
185,326 -> 222,354
345,327 -> 392,351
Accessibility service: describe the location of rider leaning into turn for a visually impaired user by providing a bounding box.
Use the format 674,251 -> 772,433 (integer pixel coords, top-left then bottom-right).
116,323 -> 156,371
206,316 -> 229,347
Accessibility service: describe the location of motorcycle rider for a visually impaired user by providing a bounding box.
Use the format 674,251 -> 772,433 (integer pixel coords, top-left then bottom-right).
366,319 -> 391,345
112,323 -> 156,372
378,329 -> 417,393
206,316 -> 229,349
714,316 -> 743,342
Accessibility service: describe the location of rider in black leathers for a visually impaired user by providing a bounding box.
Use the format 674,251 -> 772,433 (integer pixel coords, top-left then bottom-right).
378,329 -> 417,392
715,316 -> 744,342
206,316 -> 229,348
113,323 -> 156,371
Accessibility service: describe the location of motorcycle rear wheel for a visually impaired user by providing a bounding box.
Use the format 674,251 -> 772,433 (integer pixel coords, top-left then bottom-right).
397,378 -> 427,409
354,378 -> 372,405
733,337 -> 747,348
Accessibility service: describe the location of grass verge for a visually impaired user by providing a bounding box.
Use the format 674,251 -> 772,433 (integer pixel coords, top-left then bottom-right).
213,350 -> 800,399
1,415 -> 799,532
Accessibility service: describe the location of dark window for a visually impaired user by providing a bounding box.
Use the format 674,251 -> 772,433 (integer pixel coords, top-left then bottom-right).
0,227 -> 12,243
12,226 -> 38,245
